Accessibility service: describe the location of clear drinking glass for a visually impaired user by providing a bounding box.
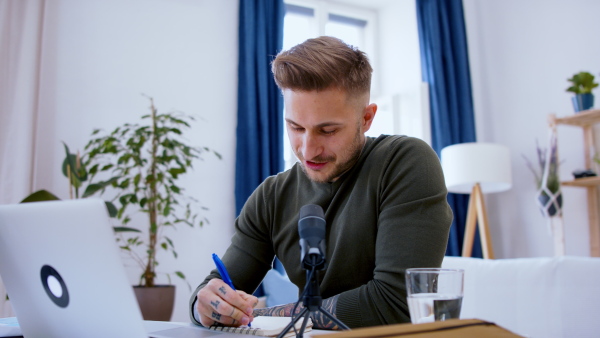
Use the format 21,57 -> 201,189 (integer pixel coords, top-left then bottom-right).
405,268 -> 464,324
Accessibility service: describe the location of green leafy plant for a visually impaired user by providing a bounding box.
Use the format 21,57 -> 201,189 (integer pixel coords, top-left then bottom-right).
566,71 -> 599,94
82,97 -> 220,287
21,143 -> 124,224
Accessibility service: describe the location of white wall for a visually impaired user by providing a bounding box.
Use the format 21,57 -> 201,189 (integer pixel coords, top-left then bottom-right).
9,0 -> 600,323
463,0 -> 600,257
31,0 -> 239,322
376,0 -> 428,142
371,0 -> 600,258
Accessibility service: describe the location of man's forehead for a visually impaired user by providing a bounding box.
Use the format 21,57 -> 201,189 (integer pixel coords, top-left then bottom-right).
283,87 -> 369,106
285,117 -> 344,127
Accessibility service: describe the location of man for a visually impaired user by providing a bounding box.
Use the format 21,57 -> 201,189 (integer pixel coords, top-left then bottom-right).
190,36 -> 452,329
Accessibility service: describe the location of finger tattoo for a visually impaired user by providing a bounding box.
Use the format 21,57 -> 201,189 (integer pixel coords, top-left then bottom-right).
212,312 -> 222,320
219,286 -> 227,295
211,300 -> 221,309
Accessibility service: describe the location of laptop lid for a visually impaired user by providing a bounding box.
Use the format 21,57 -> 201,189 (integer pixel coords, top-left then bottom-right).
0,199 -> 254,338
0,199 -> 149,337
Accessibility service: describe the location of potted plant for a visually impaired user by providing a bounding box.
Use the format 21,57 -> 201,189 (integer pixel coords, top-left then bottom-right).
523,135 -> 562,218
81,97 -> 220,320
21,143 -> 130,229
566,71 -> 598,112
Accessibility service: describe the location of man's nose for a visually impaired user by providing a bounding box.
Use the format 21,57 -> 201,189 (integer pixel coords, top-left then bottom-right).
301,133 -> 323,160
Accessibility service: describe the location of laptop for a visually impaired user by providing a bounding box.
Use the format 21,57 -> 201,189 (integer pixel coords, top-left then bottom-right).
0,199 -> 253,338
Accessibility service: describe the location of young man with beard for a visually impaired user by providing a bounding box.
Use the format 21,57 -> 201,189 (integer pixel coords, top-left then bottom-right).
190,36 -> 452,330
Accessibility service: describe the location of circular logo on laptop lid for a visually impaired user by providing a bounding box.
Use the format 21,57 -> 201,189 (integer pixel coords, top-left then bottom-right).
40,265 -> 69,308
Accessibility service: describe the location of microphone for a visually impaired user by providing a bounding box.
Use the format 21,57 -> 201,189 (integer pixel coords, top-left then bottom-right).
276,204 -> 350,337
298,204 -> 326,270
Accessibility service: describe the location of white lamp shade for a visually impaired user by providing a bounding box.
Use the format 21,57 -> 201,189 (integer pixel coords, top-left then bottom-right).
441,142 -> 512,194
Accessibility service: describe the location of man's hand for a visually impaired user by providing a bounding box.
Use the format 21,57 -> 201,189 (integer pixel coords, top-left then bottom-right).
252,295 -> 341,330
196,278 -> 258,327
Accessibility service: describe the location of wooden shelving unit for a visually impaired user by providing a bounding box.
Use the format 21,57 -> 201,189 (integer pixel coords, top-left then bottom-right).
561,176 -> 600,187
550,109 -> 600,257
552,109 -> 600,127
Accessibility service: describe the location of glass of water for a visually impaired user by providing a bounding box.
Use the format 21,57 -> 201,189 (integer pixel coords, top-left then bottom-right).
405,268 -> 464,324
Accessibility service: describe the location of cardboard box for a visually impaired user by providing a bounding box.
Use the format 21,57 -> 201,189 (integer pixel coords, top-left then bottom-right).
312,319 -> 524,337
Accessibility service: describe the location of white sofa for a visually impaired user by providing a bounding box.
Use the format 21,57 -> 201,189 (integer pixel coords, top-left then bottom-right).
261,256 -> 600,338
442,256 -> 600,338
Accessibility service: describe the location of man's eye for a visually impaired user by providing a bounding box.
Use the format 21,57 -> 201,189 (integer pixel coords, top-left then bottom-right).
292,127 -> 304,132
322,129 -> 336,135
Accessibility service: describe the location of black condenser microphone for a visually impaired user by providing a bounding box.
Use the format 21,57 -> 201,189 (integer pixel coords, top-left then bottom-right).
298,204 -> 326,270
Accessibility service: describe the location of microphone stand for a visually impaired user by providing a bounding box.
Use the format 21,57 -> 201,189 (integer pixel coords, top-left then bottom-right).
276,257 -> 350,338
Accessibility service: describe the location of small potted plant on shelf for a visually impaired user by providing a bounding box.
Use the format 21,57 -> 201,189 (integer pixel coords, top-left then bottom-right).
566,71 -> 598,112
82,96 -> 221,321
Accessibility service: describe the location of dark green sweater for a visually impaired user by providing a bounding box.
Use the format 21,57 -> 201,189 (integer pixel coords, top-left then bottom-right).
190,135 -> 452,328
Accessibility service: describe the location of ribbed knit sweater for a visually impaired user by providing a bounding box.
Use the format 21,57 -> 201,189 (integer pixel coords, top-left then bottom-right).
190,135 -> 453,328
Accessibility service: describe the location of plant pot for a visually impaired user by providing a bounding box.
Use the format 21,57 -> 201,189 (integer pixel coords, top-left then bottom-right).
537,192 -> 563,217
572,93 -> 594,112
133,285 -> 175,321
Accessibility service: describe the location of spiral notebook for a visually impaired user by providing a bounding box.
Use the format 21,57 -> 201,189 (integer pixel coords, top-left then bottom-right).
209,316 -> 313,337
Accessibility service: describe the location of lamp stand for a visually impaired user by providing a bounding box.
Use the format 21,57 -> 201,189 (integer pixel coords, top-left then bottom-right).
461,182 -> 495,259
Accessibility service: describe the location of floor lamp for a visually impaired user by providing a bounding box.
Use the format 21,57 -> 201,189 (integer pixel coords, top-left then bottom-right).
441,143 -> 512,259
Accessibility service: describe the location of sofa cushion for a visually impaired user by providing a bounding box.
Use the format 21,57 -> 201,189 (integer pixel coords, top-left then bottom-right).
261,269 -> 299,307
442,256 -> 600,338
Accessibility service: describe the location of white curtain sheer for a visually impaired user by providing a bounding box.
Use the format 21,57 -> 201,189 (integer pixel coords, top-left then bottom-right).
0,0 -> 47,317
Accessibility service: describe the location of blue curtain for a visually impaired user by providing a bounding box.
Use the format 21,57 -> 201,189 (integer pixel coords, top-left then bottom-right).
236,0 -> 285,296
416,0 -> 481,257
235,0 -> 285,216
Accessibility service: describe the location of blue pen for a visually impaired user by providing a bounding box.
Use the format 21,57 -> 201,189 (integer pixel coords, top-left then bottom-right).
212,253 -> 251,327
212,253 -> 235,289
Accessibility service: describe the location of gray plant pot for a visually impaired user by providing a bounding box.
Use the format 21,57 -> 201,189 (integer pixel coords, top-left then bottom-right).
537,192 -> 563,217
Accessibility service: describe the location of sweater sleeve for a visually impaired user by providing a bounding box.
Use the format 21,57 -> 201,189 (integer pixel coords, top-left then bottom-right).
188,179 -> 277,325
334,137 -> 453,327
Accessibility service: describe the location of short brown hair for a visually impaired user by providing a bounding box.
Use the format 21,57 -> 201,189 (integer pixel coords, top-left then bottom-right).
272,36 -> 372,96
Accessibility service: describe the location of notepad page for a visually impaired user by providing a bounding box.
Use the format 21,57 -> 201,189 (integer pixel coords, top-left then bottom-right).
209,316 -> 313,337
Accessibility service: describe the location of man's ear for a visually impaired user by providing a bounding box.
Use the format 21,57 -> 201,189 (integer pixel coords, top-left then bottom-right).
361,103 -> 377,133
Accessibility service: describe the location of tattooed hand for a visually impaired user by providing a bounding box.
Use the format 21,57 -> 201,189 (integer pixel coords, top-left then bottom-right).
252,295 -> 341,330
196,278 -> 259,327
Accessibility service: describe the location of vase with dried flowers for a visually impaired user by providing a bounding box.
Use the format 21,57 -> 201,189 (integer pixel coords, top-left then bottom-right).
523,134 -> 563,217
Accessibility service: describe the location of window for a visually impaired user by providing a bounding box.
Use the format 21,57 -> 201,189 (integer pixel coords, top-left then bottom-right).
282,0 -> 378,170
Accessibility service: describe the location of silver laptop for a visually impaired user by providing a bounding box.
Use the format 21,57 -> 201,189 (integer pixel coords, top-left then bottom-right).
0,199 -> 252,338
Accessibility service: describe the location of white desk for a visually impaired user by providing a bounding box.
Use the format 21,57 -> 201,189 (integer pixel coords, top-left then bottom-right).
0,318 -> 332,337
144,320 -> 333,337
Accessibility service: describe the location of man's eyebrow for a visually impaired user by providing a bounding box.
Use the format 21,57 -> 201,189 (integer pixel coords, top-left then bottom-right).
285,118 -> 300,126
285,119 -> 343,128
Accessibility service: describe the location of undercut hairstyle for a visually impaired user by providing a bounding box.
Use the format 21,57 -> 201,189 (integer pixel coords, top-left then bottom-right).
272,36 -> 372,97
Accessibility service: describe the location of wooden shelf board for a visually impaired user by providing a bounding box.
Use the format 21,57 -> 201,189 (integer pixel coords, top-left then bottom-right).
552,109 -> 600,127
551,109 -> 600,257
561,176 -> 600,187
